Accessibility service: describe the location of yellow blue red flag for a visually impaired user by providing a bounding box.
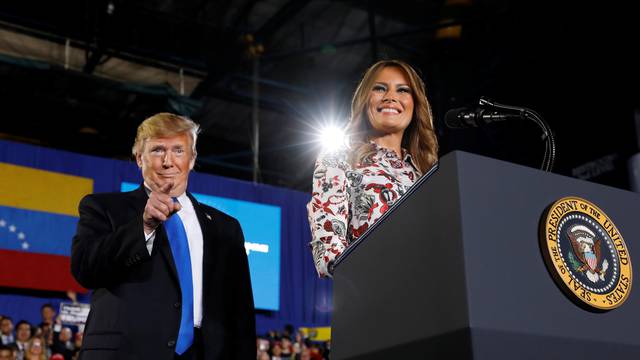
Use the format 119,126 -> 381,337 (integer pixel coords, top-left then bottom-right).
0,162 -> 92,292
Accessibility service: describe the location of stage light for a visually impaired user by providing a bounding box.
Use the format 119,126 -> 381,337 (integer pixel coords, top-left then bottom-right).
318,125 -> 347,152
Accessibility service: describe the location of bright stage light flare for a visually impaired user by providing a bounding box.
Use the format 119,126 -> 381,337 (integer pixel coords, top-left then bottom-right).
319,125 -> 347,152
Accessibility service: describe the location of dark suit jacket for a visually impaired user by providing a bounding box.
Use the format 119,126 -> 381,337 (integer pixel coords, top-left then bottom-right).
71,185 -> 256,360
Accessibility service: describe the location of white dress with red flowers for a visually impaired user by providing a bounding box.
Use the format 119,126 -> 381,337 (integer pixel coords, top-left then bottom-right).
306,142 -> 420,277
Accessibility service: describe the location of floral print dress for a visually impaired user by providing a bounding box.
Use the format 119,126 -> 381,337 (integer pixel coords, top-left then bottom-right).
307,142 -> 421,277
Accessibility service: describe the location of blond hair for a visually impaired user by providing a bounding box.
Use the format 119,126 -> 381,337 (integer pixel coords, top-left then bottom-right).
24,336 -> 47,360
346,59 -> 438,173
132,112 -> 200,157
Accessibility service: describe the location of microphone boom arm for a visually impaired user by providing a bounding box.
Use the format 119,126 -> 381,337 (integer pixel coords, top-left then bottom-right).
480,97 -> 556,172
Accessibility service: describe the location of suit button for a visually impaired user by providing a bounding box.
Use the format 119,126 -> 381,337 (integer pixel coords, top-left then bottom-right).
167,340 -> 176,347
174,302 -> 181,308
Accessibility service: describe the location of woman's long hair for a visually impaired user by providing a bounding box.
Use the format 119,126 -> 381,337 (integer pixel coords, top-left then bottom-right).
346,59 -> 438,173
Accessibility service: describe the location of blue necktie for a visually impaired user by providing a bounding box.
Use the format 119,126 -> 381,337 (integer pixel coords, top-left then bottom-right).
164,200 -> 194,355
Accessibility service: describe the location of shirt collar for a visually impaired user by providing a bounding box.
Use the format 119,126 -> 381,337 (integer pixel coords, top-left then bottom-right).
368,140 -> 421,174
368,140 -> 400,157
405,153 -> 421,175
369,140 -> 412,161
175,192 -> 192,210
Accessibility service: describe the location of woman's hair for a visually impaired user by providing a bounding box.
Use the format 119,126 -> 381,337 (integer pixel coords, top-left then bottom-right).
25,336 -> 47,360
346,59 -> 438,173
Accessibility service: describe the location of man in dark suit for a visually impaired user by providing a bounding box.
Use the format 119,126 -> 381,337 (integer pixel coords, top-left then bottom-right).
71,113 -> 256,360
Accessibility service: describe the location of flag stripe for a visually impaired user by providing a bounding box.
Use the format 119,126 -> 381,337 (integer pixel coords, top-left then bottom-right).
0,162 -> 93,216
0,249 -> 86,293
0,205 -> 77,256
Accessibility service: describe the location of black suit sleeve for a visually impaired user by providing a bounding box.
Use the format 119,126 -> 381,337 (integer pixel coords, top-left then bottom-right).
229,218 -> 257,359
71,194 -> 151,289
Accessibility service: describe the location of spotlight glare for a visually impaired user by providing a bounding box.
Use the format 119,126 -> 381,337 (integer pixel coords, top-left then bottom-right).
319,125 -> 347,152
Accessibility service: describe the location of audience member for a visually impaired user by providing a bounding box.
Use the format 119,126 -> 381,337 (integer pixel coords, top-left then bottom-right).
0,344 -> 14,360
266,330 -> 277,343
22,337 -> 46,360
282,324 -> 294,340
0,318 -> 14,345
308,342 -> 323,360
296,348 -> 311,360
12,321 -> 31,360
72,332 -> 82,359
271,341 -> 284,360
292,332 -> 304,355
257,338 -> 269,353
50,326 -> 74,360
37,305 -> 55,351
38,306 -> 54,328
4,344 -> 17,360
280,337 -> 293,358
323,340 -> 330,359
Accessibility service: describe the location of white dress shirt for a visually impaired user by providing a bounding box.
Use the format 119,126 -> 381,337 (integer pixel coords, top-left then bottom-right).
1,333 -> 14,345
143,191 -> 204,327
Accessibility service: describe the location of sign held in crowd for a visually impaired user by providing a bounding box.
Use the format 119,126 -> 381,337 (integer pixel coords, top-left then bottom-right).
59,302 -> 90,325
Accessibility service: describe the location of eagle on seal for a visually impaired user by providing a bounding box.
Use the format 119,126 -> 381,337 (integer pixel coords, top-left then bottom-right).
567,224 -> 609,283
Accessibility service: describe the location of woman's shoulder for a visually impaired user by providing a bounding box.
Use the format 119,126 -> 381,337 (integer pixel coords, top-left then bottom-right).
314,148 -> 352,171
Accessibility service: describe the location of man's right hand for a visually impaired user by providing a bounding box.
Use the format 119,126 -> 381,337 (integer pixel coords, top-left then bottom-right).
143,183 -> 182,234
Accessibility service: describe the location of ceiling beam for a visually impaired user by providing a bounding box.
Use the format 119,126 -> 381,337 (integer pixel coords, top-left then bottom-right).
254,0 -> 311,42
263,18 -> 465,62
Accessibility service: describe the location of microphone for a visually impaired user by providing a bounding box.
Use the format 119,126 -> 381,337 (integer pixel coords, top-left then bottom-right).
444,107 -> 523,129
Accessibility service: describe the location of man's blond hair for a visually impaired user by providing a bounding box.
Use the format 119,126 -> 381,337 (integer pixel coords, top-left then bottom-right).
132,112 -> 200,157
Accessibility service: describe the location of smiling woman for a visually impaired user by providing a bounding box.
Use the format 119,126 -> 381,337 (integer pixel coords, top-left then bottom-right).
306,59 -> 439,277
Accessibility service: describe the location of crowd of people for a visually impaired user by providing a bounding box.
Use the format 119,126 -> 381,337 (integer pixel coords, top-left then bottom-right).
1,306 -> 329,360
256,325 -> 329,360
0,305 -> 81,360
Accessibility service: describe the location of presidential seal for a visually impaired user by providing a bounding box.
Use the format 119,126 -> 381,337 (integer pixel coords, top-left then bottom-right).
540,197 -> 633,311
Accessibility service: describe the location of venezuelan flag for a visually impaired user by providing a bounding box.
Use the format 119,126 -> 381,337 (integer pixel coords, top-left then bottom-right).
0,162 -> 92,292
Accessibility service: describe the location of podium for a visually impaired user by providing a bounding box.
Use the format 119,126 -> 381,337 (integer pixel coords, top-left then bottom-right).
331,151 -> 640,359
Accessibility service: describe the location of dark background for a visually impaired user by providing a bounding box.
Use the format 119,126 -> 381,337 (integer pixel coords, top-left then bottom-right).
0,0 -> 638,191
